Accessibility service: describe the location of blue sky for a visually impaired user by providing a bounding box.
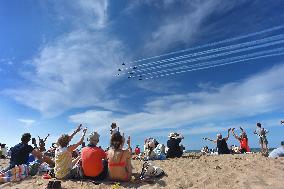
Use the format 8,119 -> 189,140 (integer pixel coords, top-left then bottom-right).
0,0 -> 284,150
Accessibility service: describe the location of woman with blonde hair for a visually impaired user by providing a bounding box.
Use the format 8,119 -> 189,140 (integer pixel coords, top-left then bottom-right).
54,124 -> 87,179
107,132 -> 132,181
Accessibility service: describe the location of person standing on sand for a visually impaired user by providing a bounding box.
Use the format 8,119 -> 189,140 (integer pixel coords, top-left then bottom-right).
232,127 -> 250,153
253,122 -> 269,155
204,128 -> 231,154
81,132 -> 108,180
1,133 -> 54,173
269,141 -> 284,158
107,132 -> 132,181
54,124 -> 87,179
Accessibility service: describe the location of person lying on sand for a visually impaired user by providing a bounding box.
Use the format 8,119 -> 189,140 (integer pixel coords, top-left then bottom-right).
54,124 -> 87,179
81,132 -> 108,180
232,127 -> 250,153
204,128 -> 231,155
269,141 -> 284,158
1,133 -> 54,173
253,122 -> 269,155
107,132 -> 132,181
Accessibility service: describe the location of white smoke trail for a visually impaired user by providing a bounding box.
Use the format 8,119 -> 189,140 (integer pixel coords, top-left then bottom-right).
130,47 -> 284,78
123,24 -> 284,66
122,34 -> 284,71
122,39 -> 284,76
144,50 -> 284,79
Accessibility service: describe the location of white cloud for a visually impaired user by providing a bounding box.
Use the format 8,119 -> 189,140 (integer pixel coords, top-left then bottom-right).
69,63 -> 284,134
4,30 -> 125,117
42,0 -> 108,30
18,119 -> 36,127
141,0 -> 245,54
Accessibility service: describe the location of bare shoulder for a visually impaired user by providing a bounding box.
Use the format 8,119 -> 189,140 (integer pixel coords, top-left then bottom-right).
123,149 -> 131,157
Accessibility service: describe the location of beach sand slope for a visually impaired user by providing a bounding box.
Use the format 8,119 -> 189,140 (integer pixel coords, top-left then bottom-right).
0,153 -> 283,189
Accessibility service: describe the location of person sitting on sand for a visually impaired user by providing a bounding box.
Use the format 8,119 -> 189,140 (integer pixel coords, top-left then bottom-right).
232,127 -> 250,153
107,132 -> 132,181
204,128 -> 231,154
269,141 -> 284,158
144,138 -> 157,160
253,123 -> 269,155
201,146 -> 210,155
54,124 -> 87,179
166,132 -> 184,158
1,133 -> 54,173
81,132 -> 108,180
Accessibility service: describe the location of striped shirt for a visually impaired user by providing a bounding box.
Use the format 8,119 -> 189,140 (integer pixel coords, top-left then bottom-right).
54,147 -> 72,179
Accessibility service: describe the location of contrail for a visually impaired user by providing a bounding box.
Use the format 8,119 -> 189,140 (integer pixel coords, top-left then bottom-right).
147,52 -> 284,79
123,24 -> 284,66
132,47 -> 284,78
140,48 -> 283,76
122,39 -> 284,76
143,50 -> 284,79
122,34 -> 284,71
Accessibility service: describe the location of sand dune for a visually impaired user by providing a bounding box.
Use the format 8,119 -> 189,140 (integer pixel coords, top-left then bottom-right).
0,153 -> 283,189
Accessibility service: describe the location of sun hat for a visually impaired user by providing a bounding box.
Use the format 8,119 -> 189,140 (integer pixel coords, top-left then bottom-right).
88,132 -> 100,142
168,132 -> 176,138
168,132 -> 181,139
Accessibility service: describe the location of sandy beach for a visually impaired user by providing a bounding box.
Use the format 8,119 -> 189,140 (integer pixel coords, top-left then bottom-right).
0,153 -> 283,189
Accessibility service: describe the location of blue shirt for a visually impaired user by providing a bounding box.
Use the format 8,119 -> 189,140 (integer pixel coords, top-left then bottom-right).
269,147 -> 284,158
10,143 -> 34,167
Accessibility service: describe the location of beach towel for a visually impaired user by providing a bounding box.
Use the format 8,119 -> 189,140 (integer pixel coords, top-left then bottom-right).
0,164 -> 29,183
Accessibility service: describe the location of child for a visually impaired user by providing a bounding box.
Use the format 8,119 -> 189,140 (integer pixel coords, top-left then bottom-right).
253,123 -> 269,155
38,134 -> 50,152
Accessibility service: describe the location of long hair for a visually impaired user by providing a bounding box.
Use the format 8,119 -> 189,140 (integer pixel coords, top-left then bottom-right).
110,132 -> 123,150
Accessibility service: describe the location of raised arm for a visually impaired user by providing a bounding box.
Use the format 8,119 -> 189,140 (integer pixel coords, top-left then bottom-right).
69,124 -> 82,141
126,136 -> 132,153
43,134 -> 50,142
224,128 -> 231,141
232,128 -> 241,141
203,137 -> 217,143
68,128 -> 87,152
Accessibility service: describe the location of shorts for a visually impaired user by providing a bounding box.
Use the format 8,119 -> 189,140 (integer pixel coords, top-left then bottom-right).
259,137 -> 268,145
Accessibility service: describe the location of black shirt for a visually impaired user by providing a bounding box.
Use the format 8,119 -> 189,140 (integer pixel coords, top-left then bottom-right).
10,143 -> 34,167
217,139 -> 230,154
167,138 -> 183,158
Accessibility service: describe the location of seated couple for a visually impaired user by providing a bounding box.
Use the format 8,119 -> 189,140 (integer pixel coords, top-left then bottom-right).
54,125 -> 132,181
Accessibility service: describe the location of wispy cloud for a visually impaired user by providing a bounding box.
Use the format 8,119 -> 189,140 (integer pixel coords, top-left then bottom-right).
138,0 -> 246,54
69,63 -> 284,134
18,119 -> 36,127
42,0 -> 108,30
3,0 -> 126,117
5,31 -> 125,117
